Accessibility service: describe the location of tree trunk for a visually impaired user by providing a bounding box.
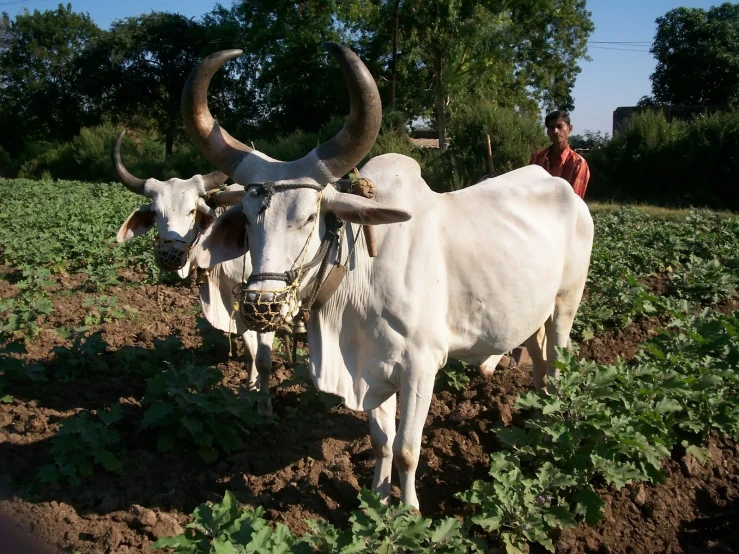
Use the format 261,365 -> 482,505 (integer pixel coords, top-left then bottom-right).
165,130 -> 174,159
434,49 -> 447,151
390,0 -> 400,110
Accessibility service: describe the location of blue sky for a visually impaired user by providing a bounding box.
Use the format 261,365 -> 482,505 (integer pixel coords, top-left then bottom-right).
4,0 -> 721,135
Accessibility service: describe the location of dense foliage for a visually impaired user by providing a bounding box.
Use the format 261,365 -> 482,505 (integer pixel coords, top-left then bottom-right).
585,109 -> 739,210
0,1 -> 593,172
648,2 -> 739,106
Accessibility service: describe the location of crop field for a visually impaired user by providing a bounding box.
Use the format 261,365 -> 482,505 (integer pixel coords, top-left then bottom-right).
1,178 -> 738,554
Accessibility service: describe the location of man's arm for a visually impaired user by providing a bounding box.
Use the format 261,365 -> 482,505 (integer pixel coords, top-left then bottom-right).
572,159 -> 590,198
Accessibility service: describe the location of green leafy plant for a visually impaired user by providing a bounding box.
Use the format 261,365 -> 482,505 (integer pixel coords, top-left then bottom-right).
436,360 -> 471,392
461,309 -> 739,551
82,294 -> 138,325
141,363 -> 266,463
457,453 -> 582,553
153,489 -> 484,553
51,331 -> 109,379
0,267 -> 55,341
38,405 -> 124,486
152,490 -> 305,553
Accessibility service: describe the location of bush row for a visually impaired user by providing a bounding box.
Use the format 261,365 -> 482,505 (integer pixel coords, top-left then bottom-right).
585,109 -> 739,210
0,104 -> 546,190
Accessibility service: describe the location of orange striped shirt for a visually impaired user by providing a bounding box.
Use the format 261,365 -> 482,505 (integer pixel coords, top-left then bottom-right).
530,145 -> 590,198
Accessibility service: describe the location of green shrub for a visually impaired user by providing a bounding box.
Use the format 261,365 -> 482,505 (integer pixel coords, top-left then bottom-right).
445,101 -> 548,186
587,109 -> 739,209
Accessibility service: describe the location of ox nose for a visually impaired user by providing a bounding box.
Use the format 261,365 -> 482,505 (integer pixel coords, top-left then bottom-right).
244,289 -> 276,303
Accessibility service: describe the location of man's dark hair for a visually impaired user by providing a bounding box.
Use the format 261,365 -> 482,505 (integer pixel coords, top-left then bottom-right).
544,110 -> 571,128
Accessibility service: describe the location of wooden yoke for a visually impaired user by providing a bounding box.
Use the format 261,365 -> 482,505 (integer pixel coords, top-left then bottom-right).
349,167 -> 378,257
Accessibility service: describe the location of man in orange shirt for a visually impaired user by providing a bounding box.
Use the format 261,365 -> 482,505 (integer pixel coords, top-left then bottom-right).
530,110 -> 590,198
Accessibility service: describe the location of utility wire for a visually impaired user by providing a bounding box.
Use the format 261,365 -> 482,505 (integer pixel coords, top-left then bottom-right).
588,45 -> 652,52
0,0 -> 54,7
588,40 -> 651,45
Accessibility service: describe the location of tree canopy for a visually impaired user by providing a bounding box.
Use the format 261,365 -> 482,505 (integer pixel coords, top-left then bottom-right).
650,2 -> 739,106
0,4 -> 101,154
0,1 -> 594,155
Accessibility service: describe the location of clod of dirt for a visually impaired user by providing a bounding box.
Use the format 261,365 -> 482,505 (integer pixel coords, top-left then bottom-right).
131,505 -> 157,528
149,512 -> 183,539
97,495 -> 118,514
680,454 -> 704,478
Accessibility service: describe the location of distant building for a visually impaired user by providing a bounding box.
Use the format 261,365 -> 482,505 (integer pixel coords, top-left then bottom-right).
612,104 -> 731,136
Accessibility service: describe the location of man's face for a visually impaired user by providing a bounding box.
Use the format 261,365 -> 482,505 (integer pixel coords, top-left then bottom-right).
546,118 -> 573,146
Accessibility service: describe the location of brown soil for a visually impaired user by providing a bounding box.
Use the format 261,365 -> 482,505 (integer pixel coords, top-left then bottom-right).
1,271 -> 737,554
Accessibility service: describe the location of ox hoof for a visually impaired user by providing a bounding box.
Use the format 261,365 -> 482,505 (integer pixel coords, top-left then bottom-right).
478,363 -> 495,377
258,399 -> 273,417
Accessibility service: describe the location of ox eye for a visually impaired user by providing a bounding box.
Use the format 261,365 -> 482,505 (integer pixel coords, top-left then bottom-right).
305,213 -> 317,225
189,209 -> 196,216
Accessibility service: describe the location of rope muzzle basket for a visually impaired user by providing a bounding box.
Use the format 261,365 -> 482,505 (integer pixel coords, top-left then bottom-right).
234,281 -> 302,333
154,240 -> 192,271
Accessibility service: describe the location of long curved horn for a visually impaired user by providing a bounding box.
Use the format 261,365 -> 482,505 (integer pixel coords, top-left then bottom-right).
201,170 -> 228,191
181,50 -> 252,176
311,42 -> 382,180
112,130 -> 147,195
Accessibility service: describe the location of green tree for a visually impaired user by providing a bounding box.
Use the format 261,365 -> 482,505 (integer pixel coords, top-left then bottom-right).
650,3 -> 739,105
206,0 -> 353,138
346,0 -> 593,150
0,4 -> 102,155
79,12 -> 211,157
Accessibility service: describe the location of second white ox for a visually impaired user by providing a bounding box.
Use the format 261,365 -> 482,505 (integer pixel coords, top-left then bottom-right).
183,43 -> 594,509
112,132 -> 274,414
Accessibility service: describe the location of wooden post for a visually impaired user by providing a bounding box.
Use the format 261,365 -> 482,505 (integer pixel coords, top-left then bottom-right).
486,134 -> 494,175
352,167 -> 378,257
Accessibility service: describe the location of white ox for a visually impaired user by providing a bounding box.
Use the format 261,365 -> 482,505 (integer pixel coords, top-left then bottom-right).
182,43 -> 594,509
111,132 -> 274,414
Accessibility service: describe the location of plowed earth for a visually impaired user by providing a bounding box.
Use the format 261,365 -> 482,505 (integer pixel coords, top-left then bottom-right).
0,270 -> 737,554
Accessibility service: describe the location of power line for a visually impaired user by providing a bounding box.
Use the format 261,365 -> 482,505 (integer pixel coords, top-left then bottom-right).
588,45 -> 652,53
0,0 -> 54,7
588,41 -> 651,45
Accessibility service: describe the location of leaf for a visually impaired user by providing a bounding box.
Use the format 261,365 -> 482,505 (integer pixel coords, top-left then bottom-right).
213,538 -> 238,554
157,433 -> 176,452
150,535 -> 197,549
141,402 -> 174,429
573,487 -> 606,526
199,446 -> 219,464
95,449 -> 123,473
685,444 -> 711,464
471,513 -> 502,531
430,517 -> 461,543
655,398 -> 682,414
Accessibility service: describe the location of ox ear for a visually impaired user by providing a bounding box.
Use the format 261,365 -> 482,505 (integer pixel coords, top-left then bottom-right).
195,197 -> 216,232
116,206 -> 155,243
326,192 -> 411,225
194,206 -> 248,268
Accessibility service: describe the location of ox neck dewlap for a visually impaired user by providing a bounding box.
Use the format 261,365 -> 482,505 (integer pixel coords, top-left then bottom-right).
235,181 -> 346,334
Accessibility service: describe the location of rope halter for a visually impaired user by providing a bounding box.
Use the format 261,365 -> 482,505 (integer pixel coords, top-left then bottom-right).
234,182 -> 340,333
152,206 -> 200,272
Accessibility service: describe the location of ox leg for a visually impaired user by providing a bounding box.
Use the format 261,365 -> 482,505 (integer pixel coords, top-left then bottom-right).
369,393 -> 397,504
241,331 -> 259,390
525,324 -> 549,392
255,331 -> 274,416
544,292 -> 583,386
394,374 -> 435,510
